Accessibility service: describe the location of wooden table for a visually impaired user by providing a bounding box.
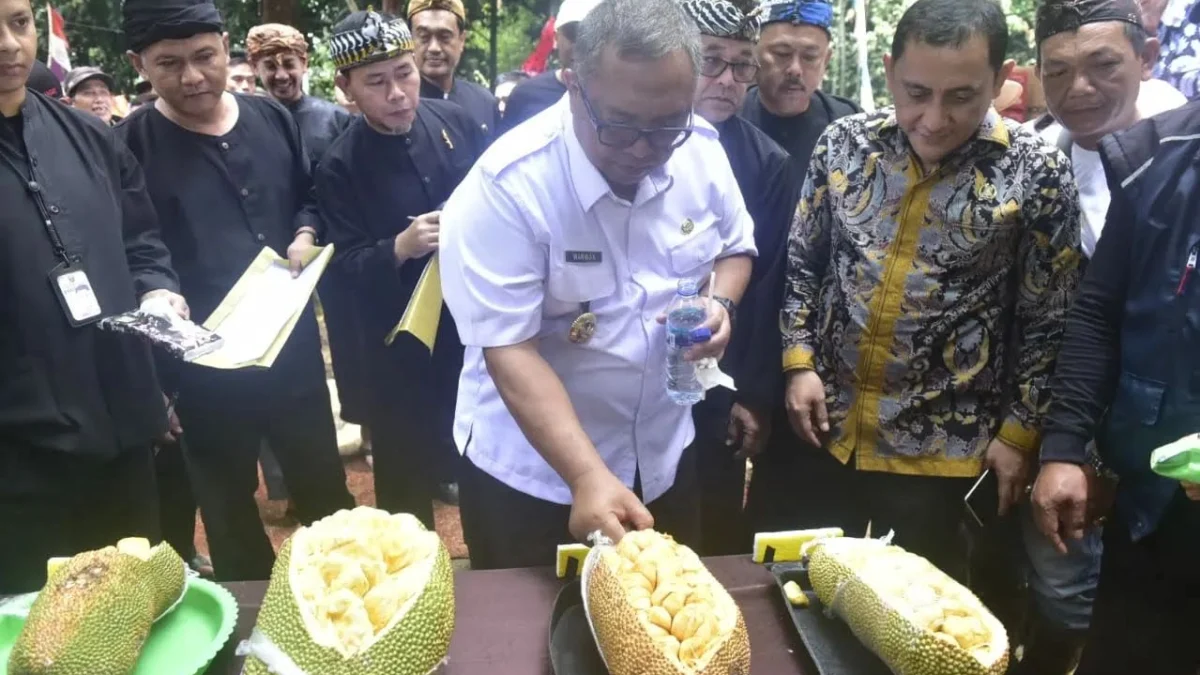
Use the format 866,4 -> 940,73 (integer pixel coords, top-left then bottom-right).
208,555 -> 815,674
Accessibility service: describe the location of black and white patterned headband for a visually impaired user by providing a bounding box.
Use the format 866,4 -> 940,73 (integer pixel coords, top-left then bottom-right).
329,10 -> 415,71
680,0 -> 762,42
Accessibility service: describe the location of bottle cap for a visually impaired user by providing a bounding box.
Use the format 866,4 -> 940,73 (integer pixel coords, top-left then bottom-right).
676,278 -> 700,296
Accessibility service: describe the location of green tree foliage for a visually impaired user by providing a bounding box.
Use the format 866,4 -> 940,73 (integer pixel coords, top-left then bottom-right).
39,0 -> 1036,104
39,0 -> 551,97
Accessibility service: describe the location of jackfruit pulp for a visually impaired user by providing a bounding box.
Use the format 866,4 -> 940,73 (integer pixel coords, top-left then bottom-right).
585,529 -> 751,675
243,507 -> 454,675
807,537 -> 1009,675
7,539 -> 186,675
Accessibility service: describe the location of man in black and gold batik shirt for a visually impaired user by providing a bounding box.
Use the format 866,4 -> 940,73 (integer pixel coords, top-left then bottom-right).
776,0 -> 1083,579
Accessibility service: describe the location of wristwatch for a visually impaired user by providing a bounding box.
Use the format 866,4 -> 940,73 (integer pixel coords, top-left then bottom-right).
712,295 -> 737,325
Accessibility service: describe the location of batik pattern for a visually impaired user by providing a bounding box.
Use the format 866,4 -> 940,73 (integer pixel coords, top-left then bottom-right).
781,108 -> 1083,477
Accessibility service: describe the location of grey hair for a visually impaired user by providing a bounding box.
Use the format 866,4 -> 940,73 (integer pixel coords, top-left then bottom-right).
573,0 -> 702,83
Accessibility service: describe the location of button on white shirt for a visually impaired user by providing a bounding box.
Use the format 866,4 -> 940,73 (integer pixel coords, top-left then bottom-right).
440,98 -> 757,505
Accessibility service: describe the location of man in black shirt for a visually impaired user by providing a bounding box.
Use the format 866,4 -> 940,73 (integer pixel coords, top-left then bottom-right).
498,0 -> 600,134
118,0 -> 353,582
1034,102 -> 1200,675
0,0 -> 185,593
245,21 -> 367,454
246,23 -> 353,169
741,0 -> 860,172
408,0 -> 496,140
318,9 -> 483,529
677,0 -> 801,555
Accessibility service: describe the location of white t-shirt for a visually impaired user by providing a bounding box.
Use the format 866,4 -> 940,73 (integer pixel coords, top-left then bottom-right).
1035,80 -> 1188,257
1068,144 -> 1107,258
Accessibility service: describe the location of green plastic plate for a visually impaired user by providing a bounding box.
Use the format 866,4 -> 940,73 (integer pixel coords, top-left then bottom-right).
0,577 -> 238,675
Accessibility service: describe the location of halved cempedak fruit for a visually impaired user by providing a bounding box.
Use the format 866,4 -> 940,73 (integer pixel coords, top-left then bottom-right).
807,537 -> 1009,675
8,538 -> 186,675
242,507 -> 454,675
583,529 -> 750,675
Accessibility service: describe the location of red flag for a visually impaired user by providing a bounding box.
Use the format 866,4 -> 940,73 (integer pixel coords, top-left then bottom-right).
521,16 -> 556,75
46,3 -> 71,81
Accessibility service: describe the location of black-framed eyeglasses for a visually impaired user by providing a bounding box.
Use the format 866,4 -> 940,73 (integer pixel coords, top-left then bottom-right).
700,56 -> 759,83
577,84 -> 693,151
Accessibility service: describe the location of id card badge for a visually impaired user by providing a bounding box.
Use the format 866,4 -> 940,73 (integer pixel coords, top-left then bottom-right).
49,262 -> 102,327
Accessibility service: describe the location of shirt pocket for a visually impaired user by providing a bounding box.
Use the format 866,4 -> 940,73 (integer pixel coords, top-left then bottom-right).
668,224 -> 723,282
545,253 -> 618,319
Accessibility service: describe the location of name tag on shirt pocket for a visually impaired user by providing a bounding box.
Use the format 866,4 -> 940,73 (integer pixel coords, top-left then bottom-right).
668,224 -> 722,275
548,255 -> 617,303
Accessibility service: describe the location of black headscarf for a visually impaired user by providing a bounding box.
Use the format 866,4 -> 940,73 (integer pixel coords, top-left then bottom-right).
1035,0 -> 1143,46
26,61 -> 63,99
123,0 -> 225,53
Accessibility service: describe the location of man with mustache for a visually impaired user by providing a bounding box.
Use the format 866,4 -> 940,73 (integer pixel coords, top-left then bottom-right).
0,0 -> 187,592
246,23 -> 352,168
117,0 -> 354,582
674,0 -> 799,555
778,0 -> 1083,581
440,0 -> 755,569
315,8 -> 483,531
741,0 -> 859,174
409,0 -> 496,142
64,66 -> 120,126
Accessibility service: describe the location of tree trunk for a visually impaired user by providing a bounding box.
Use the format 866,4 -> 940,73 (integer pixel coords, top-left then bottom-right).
261,0 -> 296,24
382,0 -> 402,14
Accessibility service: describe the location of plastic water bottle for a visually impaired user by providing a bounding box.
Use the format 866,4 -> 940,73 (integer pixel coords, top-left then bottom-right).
665,279 -> 708,405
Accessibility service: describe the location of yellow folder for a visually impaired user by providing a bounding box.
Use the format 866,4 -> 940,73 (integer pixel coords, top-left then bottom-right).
191,244 -> 333,370
386,254 -> 441,351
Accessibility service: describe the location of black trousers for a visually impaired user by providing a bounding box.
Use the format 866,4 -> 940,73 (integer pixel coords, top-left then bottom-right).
319,273 -> 369,425
0,446 -> 161,594
370,406 -> 439,530
155,439 -> 197,560
459,445 -> 701,570
366,336 -> 461,527
1075,492 -> 1200,675
745,433 -> 974,581
692,392 -> 748,556
177,386 -> 354,581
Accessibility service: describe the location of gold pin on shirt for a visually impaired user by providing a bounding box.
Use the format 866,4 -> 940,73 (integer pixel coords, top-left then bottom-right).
569,302 -> 597,344
441,129 -> 454,150
681,219 -> 695,234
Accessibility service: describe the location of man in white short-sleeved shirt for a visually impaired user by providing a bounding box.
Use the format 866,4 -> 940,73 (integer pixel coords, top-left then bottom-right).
440,0 -> 757,570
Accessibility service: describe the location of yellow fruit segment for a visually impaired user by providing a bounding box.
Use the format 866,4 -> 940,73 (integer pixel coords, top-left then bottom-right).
807,538 -> 1009,675
243,507 -> 455,675
783,581 -> 809,607
116,537 -> 152,561
585,529 -> 751,675
752,528 -> 844,563
45,557 -> 70,578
